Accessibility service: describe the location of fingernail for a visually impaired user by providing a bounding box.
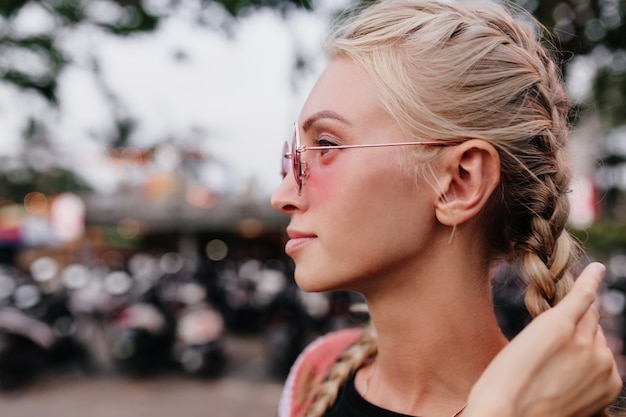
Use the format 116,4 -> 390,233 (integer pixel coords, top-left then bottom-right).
592,262 -> 606,276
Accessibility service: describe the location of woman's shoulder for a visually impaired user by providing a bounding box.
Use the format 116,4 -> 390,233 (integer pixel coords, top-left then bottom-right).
277,327 -> 364,417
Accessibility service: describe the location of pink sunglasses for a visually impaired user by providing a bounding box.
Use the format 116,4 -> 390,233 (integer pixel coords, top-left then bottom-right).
282,122 -> 460,195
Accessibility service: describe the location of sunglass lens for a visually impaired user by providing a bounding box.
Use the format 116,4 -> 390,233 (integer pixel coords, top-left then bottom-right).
281,141 -> 290,179
280,125 -> 303,192
291,127 -> 300,188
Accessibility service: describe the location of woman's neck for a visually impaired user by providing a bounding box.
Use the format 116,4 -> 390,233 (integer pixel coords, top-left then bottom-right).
356,258 -> 509,417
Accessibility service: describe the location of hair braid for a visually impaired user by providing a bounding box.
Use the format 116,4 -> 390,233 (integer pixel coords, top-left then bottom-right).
505,39 -> 579,317
305,325 -> 377,417
510,37 -> 611,417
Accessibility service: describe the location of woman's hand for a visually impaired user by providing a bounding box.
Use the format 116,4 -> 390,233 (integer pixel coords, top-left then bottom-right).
464,262 -> 622,417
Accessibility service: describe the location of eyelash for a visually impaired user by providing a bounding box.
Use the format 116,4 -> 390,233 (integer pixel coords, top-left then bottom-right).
313,138 -> 336,156
316,138 -> 337,147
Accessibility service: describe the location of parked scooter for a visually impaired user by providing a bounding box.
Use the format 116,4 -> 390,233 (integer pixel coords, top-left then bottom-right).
159,253 -> 227,377
0,305 -> 54,389
173,293 -> 226,377
0,263 -> 87,389
107,271 -> 176,376
257,262 -> 309,378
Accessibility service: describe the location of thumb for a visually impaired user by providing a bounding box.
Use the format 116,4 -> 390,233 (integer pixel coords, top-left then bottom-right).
551,262 -> 605,324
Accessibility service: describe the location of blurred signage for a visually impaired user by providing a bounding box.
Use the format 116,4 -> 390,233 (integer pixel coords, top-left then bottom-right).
569,175 -> 598,229
596,163 -> 626,190
50,193 -> 85,242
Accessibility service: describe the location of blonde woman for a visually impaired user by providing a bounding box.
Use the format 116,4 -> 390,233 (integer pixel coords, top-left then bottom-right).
271,1 -> 622,416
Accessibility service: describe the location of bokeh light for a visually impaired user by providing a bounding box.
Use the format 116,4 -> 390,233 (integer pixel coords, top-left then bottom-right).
238,217 -> 263,239
205,239 -> 228,261
24,191 -> 49,216
117,217 -> 144,240
185,184 -> 217,208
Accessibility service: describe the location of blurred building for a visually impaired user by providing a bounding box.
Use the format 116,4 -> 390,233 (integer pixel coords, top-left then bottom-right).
0,189 -> 289,274
83,191 -> 288,263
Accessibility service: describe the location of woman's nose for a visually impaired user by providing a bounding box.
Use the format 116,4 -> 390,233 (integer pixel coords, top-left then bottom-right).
271,175 -> 300,214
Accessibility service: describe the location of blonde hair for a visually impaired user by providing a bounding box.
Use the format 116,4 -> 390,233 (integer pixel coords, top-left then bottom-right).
305,1 -> 585,416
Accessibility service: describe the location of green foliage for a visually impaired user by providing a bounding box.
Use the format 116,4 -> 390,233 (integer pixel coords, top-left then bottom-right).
571,221 -> 626,260
218,0 -> 312,16
517,0 -> 626,127
594,66 -> 626,126
0,117 -> 92,200
97,0 -> 159,35
0,34 -> 67,102
2,69 -> 57,102
0,166 -> 92,203
0,0 -> 311,101
524,0 -> 626,52
48,0 -> 86,24
0,0 -> 29,18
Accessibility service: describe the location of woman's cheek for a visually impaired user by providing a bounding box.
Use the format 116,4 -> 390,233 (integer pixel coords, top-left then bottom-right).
307,163 -> 343,202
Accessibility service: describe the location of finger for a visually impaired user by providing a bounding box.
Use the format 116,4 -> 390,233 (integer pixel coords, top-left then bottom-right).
553,262 -> 605,323
575,306 -> 601,340
607,356 -> 623,404
594,328 -> 623,405
594,324 -> 609,348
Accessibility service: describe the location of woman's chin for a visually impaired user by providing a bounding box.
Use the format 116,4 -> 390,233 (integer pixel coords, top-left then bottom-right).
294,272 -> 339,294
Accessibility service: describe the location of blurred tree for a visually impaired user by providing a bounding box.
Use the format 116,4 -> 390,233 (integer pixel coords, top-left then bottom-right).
1,0 -> 623,128
0,0 -> 313,199
0,117 -> 92,202
0,0 -> 299,152
0,0 -> 312,102
521,0 -> 626,125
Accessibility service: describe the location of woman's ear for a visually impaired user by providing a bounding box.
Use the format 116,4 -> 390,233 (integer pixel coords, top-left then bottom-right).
434,139 -> 501,226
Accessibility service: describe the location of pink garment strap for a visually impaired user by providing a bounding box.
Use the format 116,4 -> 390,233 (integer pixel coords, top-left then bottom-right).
277,327 -> 363,417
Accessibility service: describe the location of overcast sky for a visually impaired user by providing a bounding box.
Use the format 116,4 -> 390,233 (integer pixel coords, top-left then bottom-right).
0,1 -> 350,198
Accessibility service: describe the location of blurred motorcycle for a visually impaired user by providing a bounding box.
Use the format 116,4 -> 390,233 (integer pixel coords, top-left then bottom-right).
161,254 -> 227,377
257,263 -> 309,378
173,296 -> 226,377
0,262 -> 87,389
108,278 -> 176,376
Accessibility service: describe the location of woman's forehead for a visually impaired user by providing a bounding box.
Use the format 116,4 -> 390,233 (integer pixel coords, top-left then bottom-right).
299,58 -> 387,129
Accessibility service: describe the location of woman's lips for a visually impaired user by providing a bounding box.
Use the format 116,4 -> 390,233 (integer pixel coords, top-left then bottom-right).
285,230 -> 316,255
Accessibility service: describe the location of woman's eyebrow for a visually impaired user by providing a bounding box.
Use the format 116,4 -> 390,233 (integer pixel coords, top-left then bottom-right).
302,110 -> 352,132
